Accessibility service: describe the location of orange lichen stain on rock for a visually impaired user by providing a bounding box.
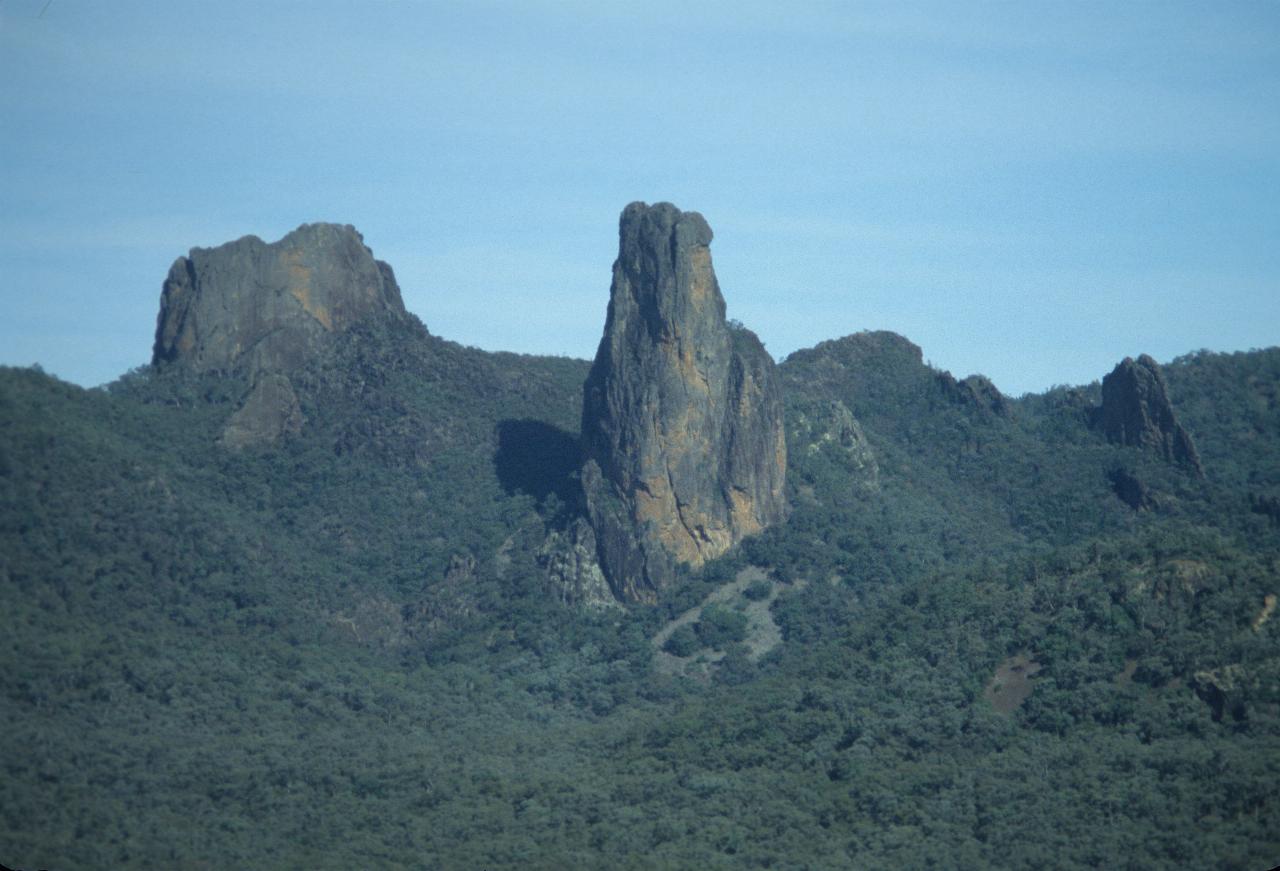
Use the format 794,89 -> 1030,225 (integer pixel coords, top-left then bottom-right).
728,488 -> 760,532
688,247 -> 714,306
635,477 -> 691,561
282,249 -> 333,330
1254,593 -> 1277,632
176,328 -> 196,355
673,506 -> 731,566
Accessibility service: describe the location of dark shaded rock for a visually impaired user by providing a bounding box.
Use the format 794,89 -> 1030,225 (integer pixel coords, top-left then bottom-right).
1108,467 -> 1153,511
939,372 -> 1010,416
580,202 -> 787,602
153,223 -> 408,375
1096,354 -> 1203,474
219,373 -> 304,449
537,518 -> 617,609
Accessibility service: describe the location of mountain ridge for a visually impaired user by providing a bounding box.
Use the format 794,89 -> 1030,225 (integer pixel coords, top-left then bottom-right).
2,206 -> 1278,869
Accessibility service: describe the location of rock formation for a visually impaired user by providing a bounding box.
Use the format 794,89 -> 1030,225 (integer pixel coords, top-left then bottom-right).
939,372 -> 1010,417
580,202 -> 787,601
218,373 -> 304,449
787,400 -> 879,491
152,223 -> 408,446
1097,354 -> 1202,474
152,222 -> 407,375
537,519 -> 618,609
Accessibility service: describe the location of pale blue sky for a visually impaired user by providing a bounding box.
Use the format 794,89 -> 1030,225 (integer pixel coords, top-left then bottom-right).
2,1 -> 1277,395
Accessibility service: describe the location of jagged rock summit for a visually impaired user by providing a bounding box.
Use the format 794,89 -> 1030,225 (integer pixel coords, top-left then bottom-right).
152,222 -> 408,375
1097,354 -> 1203,474
151,222 -> 408,448
580,202 -> 787,602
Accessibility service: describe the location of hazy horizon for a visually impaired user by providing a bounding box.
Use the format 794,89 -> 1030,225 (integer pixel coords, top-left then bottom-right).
2,1 -> 1277,395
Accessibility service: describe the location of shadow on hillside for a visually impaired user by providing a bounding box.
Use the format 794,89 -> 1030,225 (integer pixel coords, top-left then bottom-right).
494,419 -> 581,506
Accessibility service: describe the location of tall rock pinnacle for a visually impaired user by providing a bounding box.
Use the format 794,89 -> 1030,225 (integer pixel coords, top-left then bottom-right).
1098,354 -> 1203,474
152,222 -> 408,375
580,202 -> 787,601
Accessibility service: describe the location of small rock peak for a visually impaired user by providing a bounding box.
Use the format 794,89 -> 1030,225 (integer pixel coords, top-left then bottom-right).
581,202 -> 787,601
152,222 -> 408,375
1096,354 -> 1203,474
619,200 -> 714,250
939,372 -> 1010,416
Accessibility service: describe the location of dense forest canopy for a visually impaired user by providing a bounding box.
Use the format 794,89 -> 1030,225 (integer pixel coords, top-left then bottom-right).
2,304 -> 1278,868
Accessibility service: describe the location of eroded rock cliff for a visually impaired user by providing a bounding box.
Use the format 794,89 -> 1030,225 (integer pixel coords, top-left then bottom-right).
1097,354 -> 1203,474
580,202 -> 787,601
152,222 -> 408,375
152,223 -> 408,446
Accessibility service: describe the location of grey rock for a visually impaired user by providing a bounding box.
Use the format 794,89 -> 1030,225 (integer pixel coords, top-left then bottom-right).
939,372 -> 1010,416
580,202 -> 787,602
1097,354 -> 1203,474
788,400 -> 879,490
152,222 -> 408,375
537,518 -> 618,610
219,373 -> 304,449
1108,467 -> 1154,511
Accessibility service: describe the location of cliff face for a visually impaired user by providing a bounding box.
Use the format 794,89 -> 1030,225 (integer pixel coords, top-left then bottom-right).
1098,354 -> 1203,474
152,223 -> 408,447
152,222 -> 407,375
580,202 -> 787,601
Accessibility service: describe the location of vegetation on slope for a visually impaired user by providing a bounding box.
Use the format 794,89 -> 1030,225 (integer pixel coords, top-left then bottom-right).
1,333 -> 1278,869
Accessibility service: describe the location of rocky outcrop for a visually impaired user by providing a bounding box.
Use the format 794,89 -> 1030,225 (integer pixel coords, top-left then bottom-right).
939,372 -> 1010,417
580,202 -> 787,602
1097,354 -> 1202,474
219,373 -> 304,449
1108,467 -> 1155,511
787,400 -> 879,490
152,223 -> 408,375
537,518 -> 618,609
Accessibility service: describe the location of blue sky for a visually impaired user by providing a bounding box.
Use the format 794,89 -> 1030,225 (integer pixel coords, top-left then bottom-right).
2,1 -> 1277,395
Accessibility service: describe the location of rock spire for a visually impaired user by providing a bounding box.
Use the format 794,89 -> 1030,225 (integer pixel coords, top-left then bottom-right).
580,202 -> 787,601
1098,354 -> 1202,474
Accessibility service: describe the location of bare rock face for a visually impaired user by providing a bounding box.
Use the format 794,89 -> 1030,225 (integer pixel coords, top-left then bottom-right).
152,223 -> 408,447
1098,354 -> 1203,474
152,222 -> 407,375
537,518 -> 618,609
580,202 -> 787,602
218,373 -> 304,449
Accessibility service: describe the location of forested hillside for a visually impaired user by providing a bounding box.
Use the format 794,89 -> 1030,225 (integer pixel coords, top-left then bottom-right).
2,323 -> 1278,868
